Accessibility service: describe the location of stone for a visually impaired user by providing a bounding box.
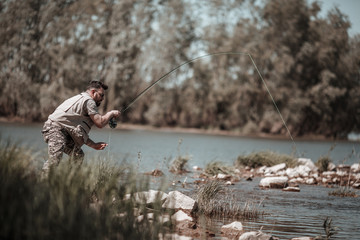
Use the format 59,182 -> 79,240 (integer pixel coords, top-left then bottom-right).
336,171 -> 347,177
327,163 -> 336,171
221,221 -> 243,237
305,178 -> 316,185
350,163 -> 360,173
264,163 -> 286,175
171,210 -> 193,222
322,171 -> 336,177
126,190 -> 168,205
296,165 -> 312,177
259,176 -> 288,189
297,158 -> 318,172
257,166 -> 267,174
162,191 -> 196,210
282,186 -> 300,192
239,231 -> 275,240
216,173 -> 231,180
192,165 -> 202,171
286,168 -> 300,178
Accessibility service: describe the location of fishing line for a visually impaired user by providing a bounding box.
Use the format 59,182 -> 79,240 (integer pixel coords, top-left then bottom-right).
112,51 -> 298,155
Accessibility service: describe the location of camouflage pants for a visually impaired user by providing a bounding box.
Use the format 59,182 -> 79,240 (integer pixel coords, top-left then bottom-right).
41,120 -> 84,174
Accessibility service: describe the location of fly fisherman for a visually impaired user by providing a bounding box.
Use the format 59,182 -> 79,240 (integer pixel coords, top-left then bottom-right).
41,80 -> 120,176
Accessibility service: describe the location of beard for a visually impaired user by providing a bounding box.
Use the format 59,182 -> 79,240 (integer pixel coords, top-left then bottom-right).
96,101 -> 101,107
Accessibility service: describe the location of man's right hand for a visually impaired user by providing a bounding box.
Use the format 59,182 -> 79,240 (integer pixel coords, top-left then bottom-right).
111,110 -> 120,119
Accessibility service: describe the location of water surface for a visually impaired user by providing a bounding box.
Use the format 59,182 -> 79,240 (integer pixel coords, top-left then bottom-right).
1,122 -> 359,239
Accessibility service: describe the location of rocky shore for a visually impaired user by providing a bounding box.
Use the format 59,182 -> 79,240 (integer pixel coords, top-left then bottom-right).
139,158 -> 359,239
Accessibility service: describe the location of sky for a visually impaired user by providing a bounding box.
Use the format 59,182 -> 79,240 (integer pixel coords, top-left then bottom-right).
310,0 -> 360,36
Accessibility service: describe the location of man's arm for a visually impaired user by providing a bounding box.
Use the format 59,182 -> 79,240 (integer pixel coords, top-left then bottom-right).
86,138 -> 108,150
90,110 -> 120,128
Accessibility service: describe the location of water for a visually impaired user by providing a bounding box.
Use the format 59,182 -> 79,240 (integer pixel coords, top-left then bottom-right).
1,122 -> 360,239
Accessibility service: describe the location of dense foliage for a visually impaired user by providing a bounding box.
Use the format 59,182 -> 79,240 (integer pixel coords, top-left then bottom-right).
1,0 -> 359,138
0,138 -> 172,239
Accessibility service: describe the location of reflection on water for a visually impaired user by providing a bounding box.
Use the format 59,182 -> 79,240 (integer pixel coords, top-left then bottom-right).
203,179 -> 360,239
1,122 -> 360,239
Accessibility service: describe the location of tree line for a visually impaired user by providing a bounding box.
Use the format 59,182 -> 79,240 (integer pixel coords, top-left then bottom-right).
1,0 -> 359,138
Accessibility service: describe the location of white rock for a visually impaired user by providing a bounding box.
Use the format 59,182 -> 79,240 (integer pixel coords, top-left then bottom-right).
351,163 -> 360,173
192,165 -> 201,171
296,177 -> 305,183
221,221 -> 243,236
264,163 -> 286,174
216,173 -> 227,179
239,231 -> 273,240
327,163 -> 336,171
257,166 -> 267,174
282,186 -> 300,192
162,191 -> 196,210
171,210 -> 192,222
289,178 -> 298,184
337,171 -> 347,177
286,168 -> 299,178
259,176 -> 288,188
322,171 -> 336,177
222,221 -> 243,231
296,165 -> 312,177
297,158 -> 318,171
305,178 -> 316,185
128,190 -> 168,204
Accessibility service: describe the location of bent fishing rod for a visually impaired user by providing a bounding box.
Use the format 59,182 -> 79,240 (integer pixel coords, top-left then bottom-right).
108,51 -> 297,151
109,51 -> 248,129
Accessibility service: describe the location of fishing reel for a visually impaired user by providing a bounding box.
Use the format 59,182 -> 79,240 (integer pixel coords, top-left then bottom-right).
109,118 -> 117,129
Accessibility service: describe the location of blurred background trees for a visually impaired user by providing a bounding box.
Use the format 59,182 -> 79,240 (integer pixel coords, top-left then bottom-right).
0,0 -> 359,139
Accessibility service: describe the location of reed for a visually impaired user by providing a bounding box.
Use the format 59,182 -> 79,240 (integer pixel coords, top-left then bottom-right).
235,151 -> 297,168
316,156 -> 332,172
0,138 -> 173,240
315,217 -> 340,239
194,181 -> 265,219
204,161 -> 235,176
328,186 -> 358,197
169,155 -> 190,174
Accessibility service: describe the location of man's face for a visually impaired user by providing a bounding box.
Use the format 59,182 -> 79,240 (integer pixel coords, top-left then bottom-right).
93,88 -> 105,107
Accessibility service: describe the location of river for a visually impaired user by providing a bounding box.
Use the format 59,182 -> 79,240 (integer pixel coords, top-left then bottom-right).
0,122 -> 359,239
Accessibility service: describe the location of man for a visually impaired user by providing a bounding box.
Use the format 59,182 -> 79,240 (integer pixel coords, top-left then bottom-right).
41,80 -> 120,175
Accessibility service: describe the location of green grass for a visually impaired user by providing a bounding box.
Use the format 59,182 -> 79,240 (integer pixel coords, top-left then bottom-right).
169,155 -> 190,174
328,187 -> 358,198
204,161 -> 235,176
235,151 -> 298,168
0,138 -> 173,240
194,181 -> 265,219
316,156 -> 332,172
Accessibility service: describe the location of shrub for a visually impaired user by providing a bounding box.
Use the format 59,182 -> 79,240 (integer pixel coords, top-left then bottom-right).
204,161 -> 235,176
235,151 -> 297,168
169,155 -> 191,174
316,156 -> 332,172
194,181 -> 265,219
0,138 -> 173,240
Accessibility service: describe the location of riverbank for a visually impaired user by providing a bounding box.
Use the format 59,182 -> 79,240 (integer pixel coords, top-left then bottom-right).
1,117 -> 354,142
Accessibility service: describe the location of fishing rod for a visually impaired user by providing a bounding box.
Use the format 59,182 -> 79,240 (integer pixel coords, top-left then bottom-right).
109,52 -> 248,128
108,51 -> 297,152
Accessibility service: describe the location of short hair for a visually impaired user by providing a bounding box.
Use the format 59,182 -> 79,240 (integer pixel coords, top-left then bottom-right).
87,80 -> 108,90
